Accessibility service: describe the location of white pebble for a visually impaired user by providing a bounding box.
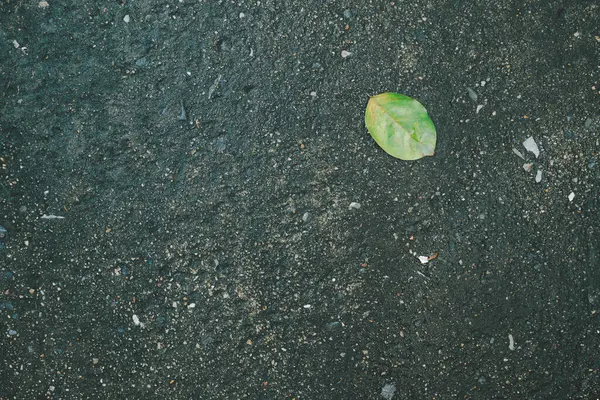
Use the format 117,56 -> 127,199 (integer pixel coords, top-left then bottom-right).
476,104 -> 484,114
187,303 -> 196,309
303,304 -> 311,309
123,15 -> 130,23
341,50 -> 352,58
40,214 -> 65,219
239,12 -> 245,18
568,192 -> 575,202
522,136 -> 540,158
512,148 -> 525,160
348,202 -> 361,210
467,87 -> 478,102
381,383 -> 396,400
302,212 -> 309,222
535,169 -> 542,183
508,334 -> 515,350
132,314 -> 140,325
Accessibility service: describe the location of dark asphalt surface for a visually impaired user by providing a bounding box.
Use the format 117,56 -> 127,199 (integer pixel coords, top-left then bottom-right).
1,1 -> 600,398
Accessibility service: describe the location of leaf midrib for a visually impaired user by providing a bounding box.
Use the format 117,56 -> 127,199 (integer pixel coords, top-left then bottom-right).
371,97 -> 412,139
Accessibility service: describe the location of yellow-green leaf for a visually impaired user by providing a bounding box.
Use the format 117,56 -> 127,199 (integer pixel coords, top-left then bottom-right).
365,92 -> 437,160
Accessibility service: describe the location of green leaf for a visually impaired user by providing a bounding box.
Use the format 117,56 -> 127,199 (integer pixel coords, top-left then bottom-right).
365,92 -> 436,160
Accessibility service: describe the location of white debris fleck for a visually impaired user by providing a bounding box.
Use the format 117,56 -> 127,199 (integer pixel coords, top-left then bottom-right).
349,202 -> 361,210
123,15 -> 130,23
522,136 -> 540,158
417,255 -> 429,264
310,91 -> 317,98
132,314 -> 140,325
40,214 -> 65,219
535,169 -> 542,183
303,304 -> 311,309
341,50 -> 352,58
208,74 -> 223,99
476,104 -> 484,114
187,303 -> 196,309
467,87 -> 478,102
512,148 -> 525,159
38,1 -> 49,8
508,334 -> 515,350
381,383 -> 396,400
302,212 -> 309,222
568,192 -> 575,202
239,12 -> 245,18
12,40 -> 20,49
522,163 -> 533,172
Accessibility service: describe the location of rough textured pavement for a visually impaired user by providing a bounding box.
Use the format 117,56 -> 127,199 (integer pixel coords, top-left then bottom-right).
1,0 -> 600,398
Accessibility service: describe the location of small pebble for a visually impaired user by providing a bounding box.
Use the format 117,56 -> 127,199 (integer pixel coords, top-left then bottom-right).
302,212 -> 309,222
417,256 -> 429,264
123,15 -> 130,23
341,50 -> 352,58
348,202 -> 361,210
522,136 -> 540,158
132,314 -> 140,325
467,87 -> 478,102
8,329 -> 17,336
512,148 -> 525,160
535,169 -> 542,183
178,103 -> 187,121
568,192 -> 575,202
588,159 -> 596,169
325,321 -> 341,330
208,74 -> 223,99
381,383 -> 396,400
